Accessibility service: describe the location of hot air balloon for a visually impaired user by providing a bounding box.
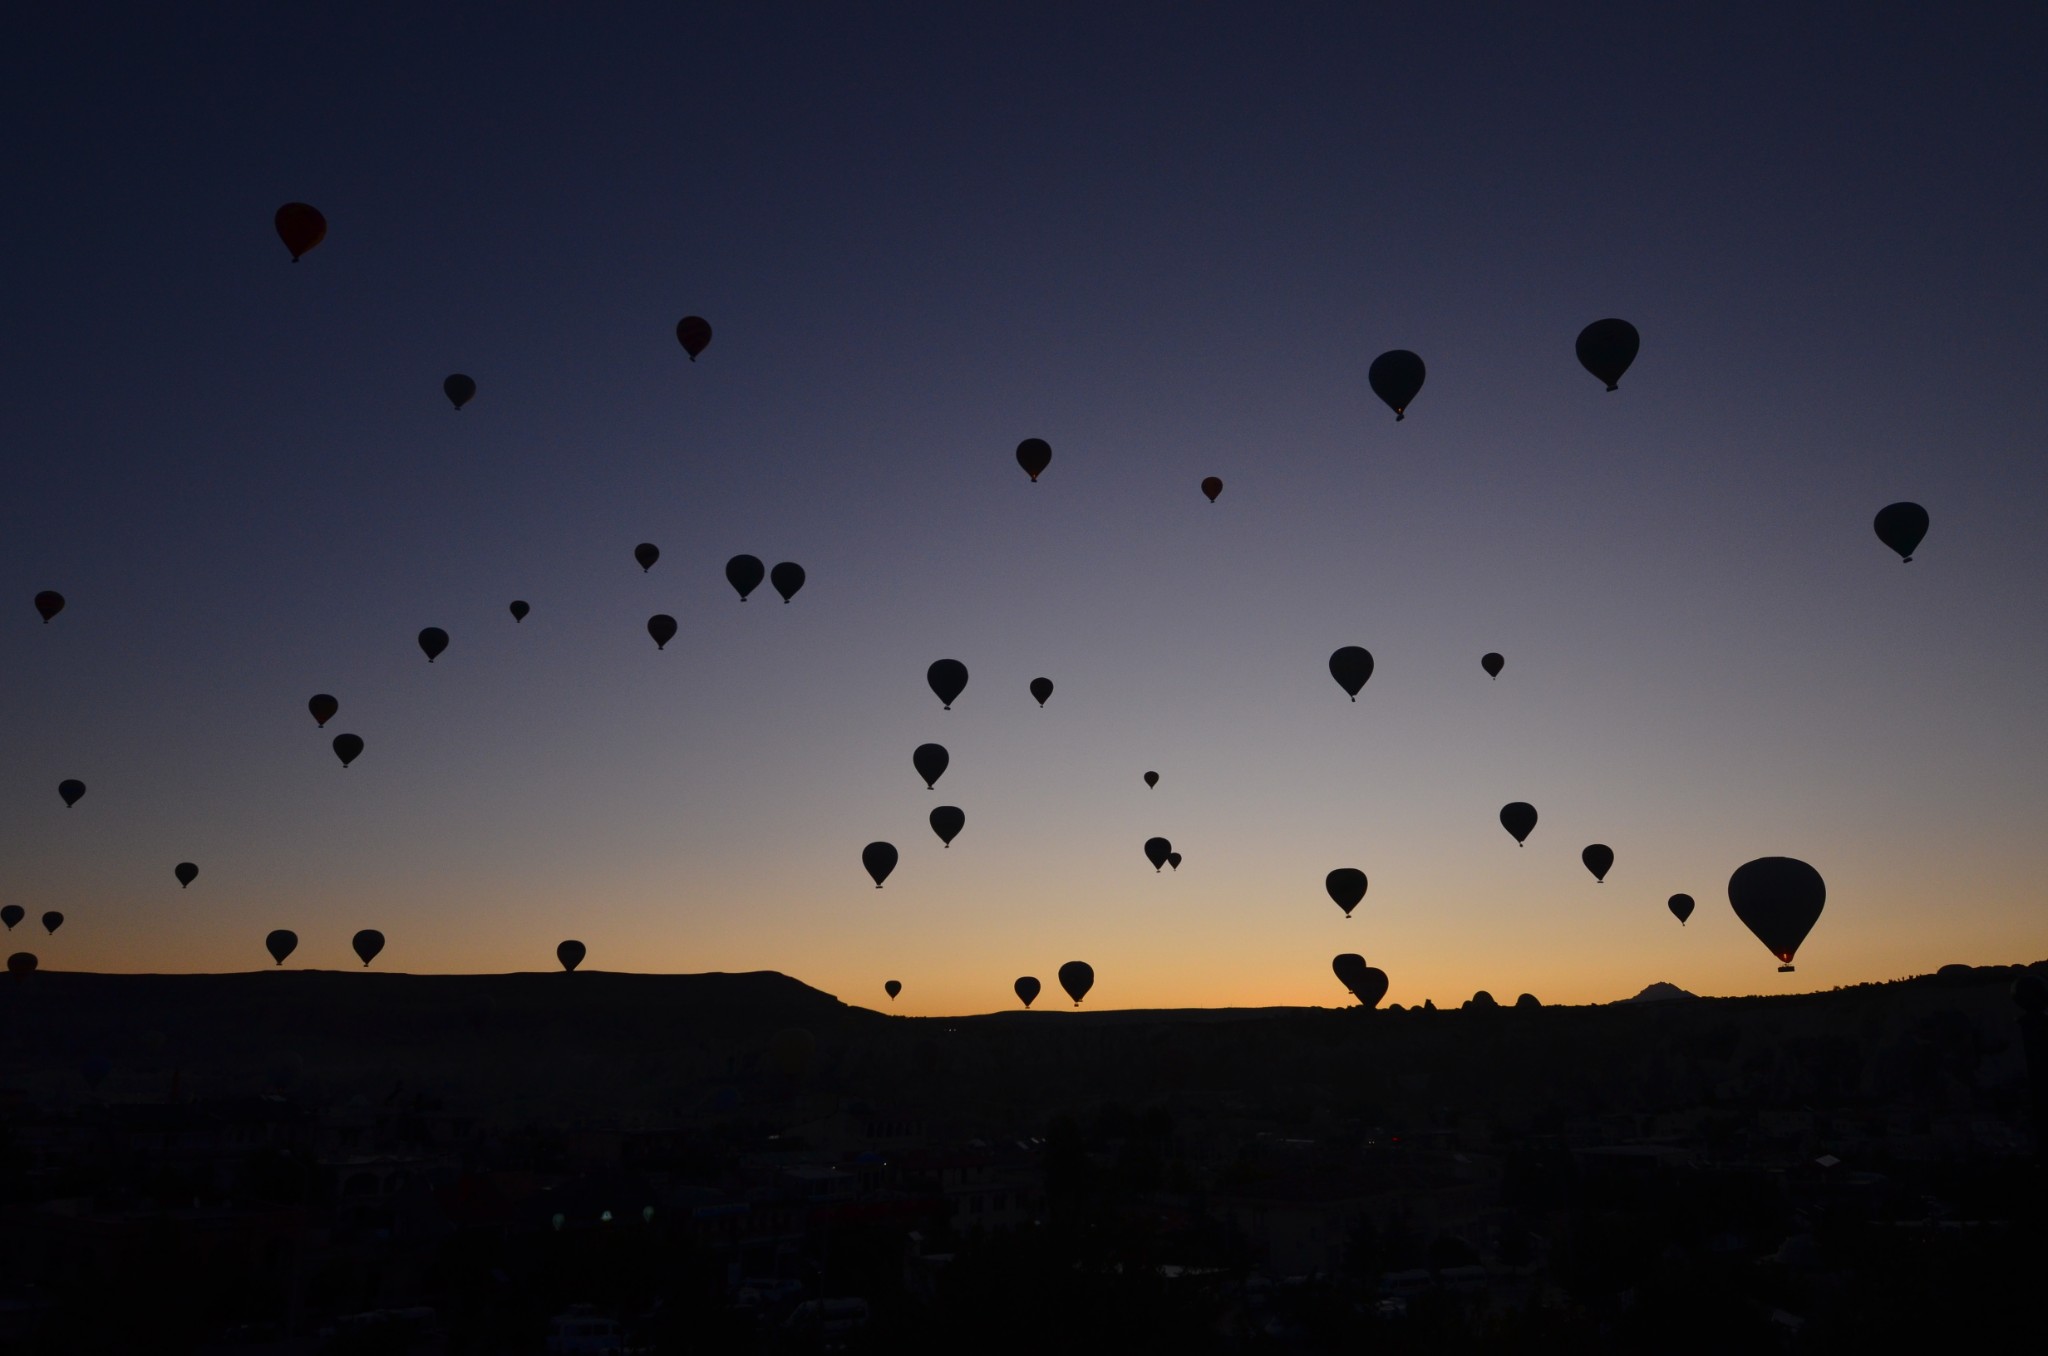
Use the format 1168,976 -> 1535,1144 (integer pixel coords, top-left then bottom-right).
274,202 -> 326,261
34,591 -> 64,623
1167,852 -> 1182,870
1201,476 -> 1223,503
1016,438 -> 1051,482
1668,893 -> 1695,925
1874,502 -> 1929,562
862,842 -> 898,888
1481,652 -> 1504,679
1326,868 -> 1367,919
443,374 -> 476,409
1058,961 -> 1094,1006
1144,837 -> 1172,872
726,555 -> 765,601
770,562 -> 805,603
1332,953 -> 1370,998
913,743 -> 949,789
646,614 -> 678,650
929,805 -> 965,847
927,659 -> 968,709
557,940 -> 585,972
1329,646 -> 1374,700
1499,802 -> 1536,845
509,600 -> 530,622
265,929 -> 297,965
884,980 -> 902,1001
8,953 -> 35,978
1029,677 -> 1053,707
1143,771 -> 1159,788
676,316 -> 712,360
333,733 -> 364,767
58,780 -> 85,808
1,906 -> 22,930
634,543 -> 660,572
42,912 -> 63,935
174,862 -> 198,889
309,693 -> 338,727
1014,976 -> 1041,1008
1582,844 -> 1614,883
418,627 -> 448,662
1575,319 -> 1640,391
1368,350 -> 1425,420
1727,856 -> 1825,971
352,929 -> 385,967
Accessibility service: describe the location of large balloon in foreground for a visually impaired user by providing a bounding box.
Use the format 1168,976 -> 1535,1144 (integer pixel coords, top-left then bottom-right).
884,980 -> 902,1001
8,953 -> 35,978
1727,856 -> 1825,971
726,554 -> 765,601
509,600 -> 529,622
929,805 -> 965,847
1326,868 -> 1367,918
913,743 -> 950,789
770,562 -> 805,603
443,374 -> 476,410
418,627 -> 448,662
42,912 -> 64,934
1329,646 -> 1374,700
927,659 -> 968,709
0,906 -> 22,930
1058,960 -> 1094,1006
1201,476 -> 1223,503
1016,438 -> 1051,482
352,929 -> 384,967
1143,837 -> 1172,872
35,590 -> 64,623
634,542 -> 660,572
676,316 -> 712,360
1874,502 -> 1929,562
1575,318 -> 1640,391
862,842 -> 898,888
1481,652 -> 1504,680
557,940 -> 585,972
309,693 -> 338,727
1143,771 -> 1159,788
274,202 -> 326,261
332,733 -> 364,767
1582,844 -> 1614,882
1668,893 -> 1695,925
1368,349 -> 1425,420
1499,802 -> 1537,845
265,929 -> 297,965
1014,976 -> 1041,1008
1029,677 -> 1054,707
174,862 -> 198,889
58,779 -> 86,808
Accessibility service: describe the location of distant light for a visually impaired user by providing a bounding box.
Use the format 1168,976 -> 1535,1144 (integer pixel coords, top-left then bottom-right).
643,1206 -> 655,1223
601,1210 -> 613,1223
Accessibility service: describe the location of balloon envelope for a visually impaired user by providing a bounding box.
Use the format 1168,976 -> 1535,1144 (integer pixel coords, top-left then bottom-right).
309,693 -> 338,727
725,554 -> 765,601
927,659 -> 968,709
1143,771 -> 1159,788
1481,652 -> 1504,679
1727,856 -> 1825,970
1015,438 -> 1051,482
557,940 -> 585,972
1143,837 -> 1172,872
676,316 -> 712,360
0,905 -> 21,930
1201,476 -> 1223,502
7,953 -> 35,978
418,627 -> 448,662
1368,349 -> 1425,420
265,929 -> 297,965
352,929 -> 385,967
884,980 -> 902,1001
929,805 -> 965,847
1668,893 -> 1695,925
1582,844 -> 1614,882
1874,502 -> 1929,562
174,862 -> 198,888
34,590 -> 64,622
647,614 -> 677,649
862,842 -> 898,888
1326,868 -> 1368,917
42,911 -> 63,934
1499,802 -> 1537,844
912,743 -> 950,789
1167,851 -> 1182,870
1575,318 -> 1640,391
1014,976 -> 1041,1008
1029,677 -> 1053,707
332,733 -> 364,767
1058,961 -> 1094,1006
274,202 -> 326,260
634,542 -> 660,572
58,779 -> 85,807
509,600 -> 529,622
443,374 -> 476,409
770,562 -> 805,603
1332,952 -> 1369,993
1329,646 -> 1374,700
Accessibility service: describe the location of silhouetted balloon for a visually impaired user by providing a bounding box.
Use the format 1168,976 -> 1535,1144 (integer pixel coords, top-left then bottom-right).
725,554 -> 765,601
929,805 -> 965,847
418,627 -> 448,662
1668,893 -> 1695,925
34,591 -> 64,623
332,733 -> 364,767
676,316 -> 712,360
8,953 -> 35,978
634,543 -> 660,572
1058,961 -> 1094,1006
557,940 -> 585,972
862,842 -> 898,888
1029,677 -> 1054,707
58,779 -> 85,808
265,929 -> 297,965
1359,966 -> 1390,1008
1582,844 -> 1614,882
1368,350 -> 1425,420
1167,851 -> 1182,870
1014,976 -> 1041,1008
647,614 -> 677,649
1332,952 -> 1368,992
42,912 -> 63,935
1144,837 -> 1172,872
927,659 -> 968,709
1329,646 -> 1374,700
1326,868 -> 1367,918
1500,802 -> 1537,845
1201,476 -> 1223,502
0,906 -> 21,930
885,980 -> 902,1001
1481,652 -> 1504,680
1016,438 -> 1051,482
444,374 -> 476,409
274,202 -> 326,261
1874,502 -> 1929,562
1143,771 -> 1159,788
309,693 -> 338,727
1575,319 -> 1640,391
174,862 -> 198,889
1727,856 -> 1825,971
352,929 -> 384,967
509,600 -> 529,622
913,743 -> 949,789
770,562 -> 805,603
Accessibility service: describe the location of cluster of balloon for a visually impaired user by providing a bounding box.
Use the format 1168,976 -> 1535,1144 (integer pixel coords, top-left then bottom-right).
265,930 -> 297,965
0,906 -> 22,930
1144,837 -> 1172,872
509,600 -> 530,622
1481,652 -> 1504,680
1499,802 -> 1537,845
927,659 -> 968,709
1143,771 -> 1159,788
929,805 -> 964,847
557,940 -> 585,972
1029,677 -> 1054,707
1014,976 -> 1041,1008
1575,319 -> 1641,390
862,841 -> 898,888
443,374 -> 476,410
43,912 -> 63,935
1668,893 -> 1695,925
58,779 -> 86,808
1874,502 -> 1929,562
8,953 -> 35,979
352,929 -> 385,967
1015,438 -> 1051,482
634,542 -> 660,573
913,743 -> 949,789
1727,857 -> 1825,972
676,316 -> 712,361
884,980 -> 902,1001
274,203 -> 326,261
35,591 -> 64,623
174,862 -> 198,889
1201,476 -> 1223,503
1326,868 -> 1367,919
333,733 -> 364,768
1582,844 -> 1614,883
1368,350 -> 1425,420
1329,646 -> 1373,700
418,627 -> 449,662
1058,960 -> 1094,1006
647,615 -> 678,650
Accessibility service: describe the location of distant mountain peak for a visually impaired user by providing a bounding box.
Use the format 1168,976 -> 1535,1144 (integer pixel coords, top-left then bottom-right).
1625,981 -> 1699,1003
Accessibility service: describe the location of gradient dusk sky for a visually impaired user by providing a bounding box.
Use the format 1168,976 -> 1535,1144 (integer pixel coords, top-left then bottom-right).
4,5 -> 2045,1011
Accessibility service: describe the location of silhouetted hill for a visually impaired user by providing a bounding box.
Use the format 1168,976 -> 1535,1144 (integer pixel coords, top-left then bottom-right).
1623,981 -> 1700,1002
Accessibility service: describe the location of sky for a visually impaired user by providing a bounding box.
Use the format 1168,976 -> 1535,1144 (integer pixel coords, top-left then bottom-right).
3,4 -> 2045,1011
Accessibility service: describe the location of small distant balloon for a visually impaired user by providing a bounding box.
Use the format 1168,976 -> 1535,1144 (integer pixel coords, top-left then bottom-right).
1143,837 -> 1172,872
862,841 -> 898,888
557,940 -> 585,972
647,615 -> 677,650
884,980 -> 902,1001
309,693 -> 338,727
913,743 -> 950,789
1201,476 -> 1223,503
34,591 -> 65,623
676,316 -> 712,360
1143,771 -> 1159,788
929,805 -> 965,847
265,929 -> 297,965
634,543 -> 660,573
1016,438 -> 1051,482
7,953 -> 35,978
0,906 -> 22,930
725,554 -> 765,601
770,562 -> 805,603
1029,677 -> 1054,707
509,600 -> 530,622
352,929 -> 385,967
1481,652 -> 1504,680
1499,802 -> 1537,845
1368,349 -> 1425,420
1874,502 -> 1929,562
1167,851 -> 1182,870
1727,856 -> 1825,971
1582,844 -> 1614,883
1326,868 -> 1367,919
274,202 -> 327,261
443,374 -> 476,410
1014,976 -> 1041,1008
332,733 -> 364,767
174,862 -> 198,889
1668,893 -> 1695,925
42,911 -> 63,935
1329,646 -> 1374,700
418,627 -> 448,662
1058,960 -> 1094,1007
1575,319 -> 1640,391
58,779 -> 86,808
927,659 -> 968,709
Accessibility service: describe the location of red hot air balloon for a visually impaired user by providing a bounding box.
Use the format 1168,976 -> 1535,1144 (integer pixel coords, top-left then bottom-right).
274,203 -> 327,261
676,316 -> 712,360
1201,476 -> 1223,502
34,591 -> 65,623
1016,438 -> 1051,482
